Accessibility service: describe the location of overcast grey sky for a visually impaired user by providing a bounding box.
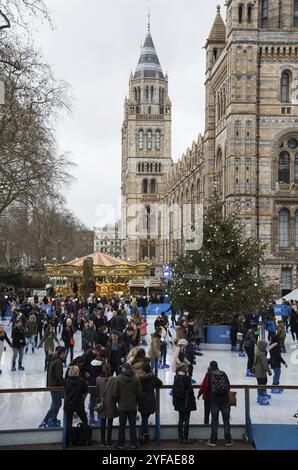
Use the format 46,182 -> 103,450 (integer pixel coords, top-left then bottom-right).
33,0 -> 225,229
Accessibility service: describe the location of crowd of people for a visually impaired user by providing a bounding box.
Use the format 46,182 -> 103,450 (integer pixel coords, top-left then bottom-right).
0,289 -> 295,447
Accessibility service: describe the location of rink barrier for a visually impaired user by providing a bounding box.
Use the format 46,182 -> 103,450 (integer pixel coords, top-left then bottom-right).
0,384 -> 297,448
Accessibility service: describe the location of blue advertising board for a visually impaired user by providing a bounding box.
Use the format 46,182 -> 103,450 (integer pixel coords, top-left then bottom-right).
206,325 -> 231,344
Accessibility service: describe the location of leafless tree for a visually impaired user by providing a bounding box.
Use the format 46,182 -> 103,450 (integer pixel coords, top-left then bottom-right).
0,35 -> 73,216
0,0 -> 51,31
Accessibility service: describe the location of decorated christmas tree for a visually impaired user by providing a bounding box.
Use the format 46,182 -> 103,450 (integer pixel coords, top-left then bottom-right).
169,191 -> 278,324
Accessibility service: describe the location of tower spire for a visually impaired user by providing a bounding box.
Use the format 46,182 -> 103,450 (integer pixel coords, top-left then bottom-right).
147,0 -> 151,32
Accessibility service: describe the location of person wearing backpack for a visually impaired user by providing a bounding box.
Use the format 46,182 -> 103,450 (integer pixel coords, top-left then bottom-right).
172,362 -> 197,444
64,365 -> 89,447
206,361 -> 233,447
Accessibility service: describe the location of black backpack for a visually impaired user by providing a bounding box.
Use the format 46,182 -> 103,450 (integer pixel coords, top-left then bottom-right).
71,423 -> 93,446
210,370 -> 228,395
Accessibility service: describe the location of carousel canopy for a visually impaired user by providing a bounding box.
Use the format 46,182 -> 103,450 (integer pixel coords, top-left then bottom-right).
66,252 -> 136,267
45,251 -> 151,279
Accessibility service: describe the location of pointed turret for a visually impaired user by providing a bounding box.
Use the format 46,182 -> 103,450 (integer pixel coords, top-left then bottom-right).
134,25 -> 164,80
206,5 -> 226,47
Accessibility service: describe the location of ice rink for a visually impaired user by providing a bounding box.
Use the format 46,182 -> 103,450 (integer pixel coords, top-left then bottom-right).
0,318 -> 297,431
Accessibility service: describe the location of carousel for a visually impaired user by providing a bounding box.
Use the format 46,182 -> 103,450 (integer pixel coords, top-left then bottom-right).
45,251 -> 151,297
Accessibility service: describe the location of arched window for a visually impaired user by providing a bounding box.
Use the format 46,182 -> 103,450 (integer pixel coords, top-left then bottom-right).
138,130 -> 144,150
261,0 -> 269,28
150,163 -> 153,173
146,86 -> 149,103
142,179 -> 148,194
238,4 -> 243,23
295,154 -> 298,183
295,0 -> 298,27
279,209 -> 290,248
159,163 -> 162,173
155,163 -> 158,173
150,179 -> 157,194
247,4 -> 252,23
156,130 -> 161,150
147,130 -> 152,150
137,163 -> 141,172
141,163 -> 145,172
146,163 -> 150,172
278,152 -> 290,183
281,71 -> 291,103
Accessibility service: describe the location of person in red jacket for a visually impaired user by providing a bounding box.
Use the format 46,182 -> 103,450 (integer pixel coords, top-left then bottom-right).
198,367 -> 211,425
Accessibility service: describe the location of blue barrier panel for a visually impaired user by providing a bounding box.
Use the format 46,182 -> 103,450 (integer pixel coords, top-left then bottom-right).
207,325 -> 231,344
274,305 -> 282,316
146,304 -> 171,316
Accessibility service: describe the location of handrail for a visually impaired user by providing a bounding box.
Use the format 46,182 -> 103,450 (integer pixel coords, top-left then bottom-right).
0,384 -> 298,394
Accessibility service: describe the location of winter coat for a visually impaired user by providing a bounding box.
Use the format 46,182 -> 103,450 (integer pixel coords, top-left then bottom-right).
269,344 -> 286,369
96,376 -> 118,419
171,347 -> 186,372
253,341 -> 271,379
82,327 -> 97,351
110,314 -> 127,333
64,376 -> 88,411
96,332 -> 109,348
172,373 -> 197,412
89,359 -> 104,386
0,331 -> 12,347
113,369 -> 143,412
38,333 -> 60,353
106,339 -> 127,366
122,329 -> 141,352
290,311 -> 298,333
244,330 -> 257,350
25,321 -> 37,337
12,326 -> 26,349
138,373 -> 163,414
198,373 -> 209,401
47,356 -> 65,388
62,327 -> 74,348
148,333 -> 160,359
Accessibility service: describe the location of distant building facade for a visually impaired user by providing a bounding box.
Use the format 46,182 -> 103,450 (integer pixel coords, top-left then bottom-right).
94,224 -> 121,258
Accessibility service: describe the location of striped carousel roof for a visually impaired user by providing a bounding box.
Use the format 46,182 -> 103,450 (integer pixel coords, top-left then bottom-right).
65,252 -> 137,267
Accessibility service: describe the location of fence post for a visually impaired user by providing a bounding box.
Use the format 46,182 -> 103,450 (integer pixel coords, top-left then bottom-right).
245,388 -> 253,445
62,409 -> 67,449
155,388 -> 161,446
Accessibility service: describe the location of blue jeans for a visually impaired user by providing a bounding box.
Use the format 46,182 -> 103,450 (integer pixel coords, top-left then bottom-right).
26,335 -> 36,351
118,410 -> 137,447
12,347 -> 24,368
150,358 -> 158,375
273,368 -> 281,386
43,392 -> 64,424
210,402 -> 231,443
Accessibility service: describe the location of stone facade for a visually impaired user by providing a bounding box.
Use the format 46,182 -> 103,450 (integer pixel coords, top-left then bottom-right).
122,1 -> 298,292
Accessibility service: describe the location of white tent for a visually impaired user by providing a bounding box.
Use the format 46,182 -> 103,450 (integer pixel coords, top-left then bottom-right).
276,288 -> 298,304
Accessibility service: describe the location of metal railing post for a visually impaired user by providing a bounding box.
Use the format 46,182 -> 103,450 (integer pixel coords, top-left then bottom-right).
245,387 -> 254,445
155,387 -> 161,446
62,409 -> 67,449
